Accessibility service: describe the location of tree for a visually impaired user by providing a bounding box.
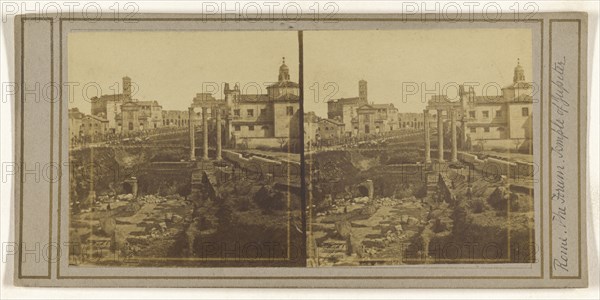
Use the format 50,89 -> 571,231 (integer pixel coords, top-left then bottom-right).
277,137 -> 288,151
513,138 -> 523,152
475,139 -> 487,152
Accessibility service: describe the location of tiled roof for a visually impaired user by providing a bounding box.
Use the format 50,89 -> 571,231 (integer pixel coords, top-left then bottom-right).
320,118 -> 345,126
327,97 -> 361,104
267,81 -> 299,88
84,114 -> 109,122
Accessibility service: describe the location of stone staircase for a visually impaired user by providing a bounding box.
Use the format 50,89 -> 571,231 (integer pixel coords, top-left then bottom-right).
426,173 -> 439,195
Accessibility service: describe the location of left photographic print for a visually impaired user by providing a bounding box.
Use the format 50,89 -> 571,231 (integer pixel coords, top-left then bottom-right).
67,31 -> 304,267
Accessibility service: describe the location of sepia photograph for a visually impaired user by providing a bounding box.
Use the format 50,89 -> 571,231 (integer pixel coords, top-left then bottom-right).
67,31 -> 304,267
9,8 -> 593,290
303,29 -> 536,266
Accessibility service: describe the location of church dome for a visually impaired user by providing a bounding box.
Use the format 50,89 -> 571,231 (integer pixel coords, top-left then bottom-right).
278,57 -> 290,82
514,62 -> 523,72
513,58 -> 525,83
280,60 -> 289,72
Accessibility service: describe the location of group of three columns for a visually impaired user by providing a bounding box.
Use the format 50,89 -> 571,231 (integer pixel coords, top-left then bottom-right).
186,105 -> 459,164
188,106 -> 222,161
423,108 -> 459,164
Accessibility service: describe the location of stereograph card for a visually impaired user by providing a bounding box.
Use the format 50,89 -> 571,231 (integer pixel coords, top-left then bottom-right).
12,12 -> 589,288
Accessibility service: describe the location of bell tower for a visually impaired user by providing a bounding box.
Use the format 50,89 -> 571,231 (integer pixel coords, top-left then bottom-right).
359,79 -> 368,104
123,76 -> 132,100
513,58 -> 525,83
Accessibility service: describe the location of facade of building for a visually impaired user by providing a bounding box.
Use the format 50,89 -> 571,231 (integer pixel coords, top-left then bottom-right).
137,100 -> 163,129
425,60 -> 533,152
352,103 -> 399,136
162,110 -> 190,127
81,114 -> 109,137
89,76 -> 165,134
327,80 -> 369,136
318,118 -> 345,141
90,76 -> 131,118
68,108 -> 84,141
222,58 -> 300,148
398,112 -> 425,129
462,62 -> 532,150
304,112 -> 320,149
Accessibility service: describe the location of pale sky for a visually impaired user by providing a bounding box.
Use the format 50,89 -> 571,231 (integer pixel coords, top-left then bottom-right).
68,31 -> 299,112
68,29 -> 532,117
303,29 -> 533,117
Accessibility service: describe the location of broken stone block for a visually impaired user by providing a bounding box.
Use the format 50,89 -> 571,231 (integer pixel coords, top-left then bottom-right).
101,216 -> 117,236
400,215 -> 409,224
159,222 -> 168,231
407,216 -> 419,225
171,215 -> 184,224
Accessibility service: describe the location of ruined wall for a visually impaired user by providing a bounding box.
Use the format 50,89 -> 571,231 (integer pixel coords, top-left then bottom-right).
70,146 -> 190,204
458,152 -> 534,179
222,150 -> 300,181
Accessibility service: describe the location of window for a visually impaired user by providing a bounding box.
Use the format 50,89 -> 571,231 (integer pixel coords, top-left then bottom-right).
286,106 -> 294,116
261,125 -> 269,130
247,109 -> 254,117
469,111 -> 476,118
498,127 -> 505,131
260,108 -> 267,115
484,127 -> 490,133
482,111 -> 489,118
234,109 -> 240,116
470,127 -> 476,133
522,107 -> 529,116
249,125 -> 254,131
234,125 -> 241,131
496,110 -> 502,117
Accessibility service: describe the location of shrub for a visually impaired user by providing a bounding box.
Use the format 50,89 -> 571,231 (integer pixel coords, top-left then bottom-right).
471,198 -> 486,213
413,184 -> 427,199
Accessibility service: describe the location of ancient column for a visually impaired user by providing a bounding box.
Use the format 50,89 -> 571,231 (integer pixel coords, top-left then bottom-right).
188,107 -> 195,161
437,109 -> 444,162
460,116 -> 467,150
451,109 -> 458,162
216,107 -> 222,160
423,109 -> 431,163
202,107 -> 209,160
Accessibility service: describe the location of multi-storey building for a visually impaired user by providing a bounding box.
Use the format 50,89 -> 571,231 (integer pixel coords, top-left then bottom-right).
398,112 -> 424,129
327,80 -> 368,136
81,114 -> 109,137
426,60 -> 533,152
352,103 -> 399,136
68,108 -> 84,141
220,58 -> 300,148
318,118 -> 345,141
162,110 -> 190,127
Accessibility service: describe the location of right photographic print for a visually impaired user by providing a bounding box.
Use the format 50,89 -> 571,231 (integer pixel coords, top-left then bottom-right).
303,29 -> 536,267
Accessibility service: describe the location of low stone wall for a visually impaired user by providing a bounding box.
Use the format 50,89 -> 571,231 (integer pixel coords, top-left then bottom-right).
233,137 -> 300,150
222,150 -> 301,181
472,138 -> 531,152
458,152 -> 534,179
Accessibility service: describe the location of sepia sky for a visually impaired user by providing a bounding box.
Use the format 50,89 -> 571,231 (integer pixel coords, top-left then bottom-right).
68,31 -> 299,112
69,29 -> 532,117
304,29 -> 532,117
